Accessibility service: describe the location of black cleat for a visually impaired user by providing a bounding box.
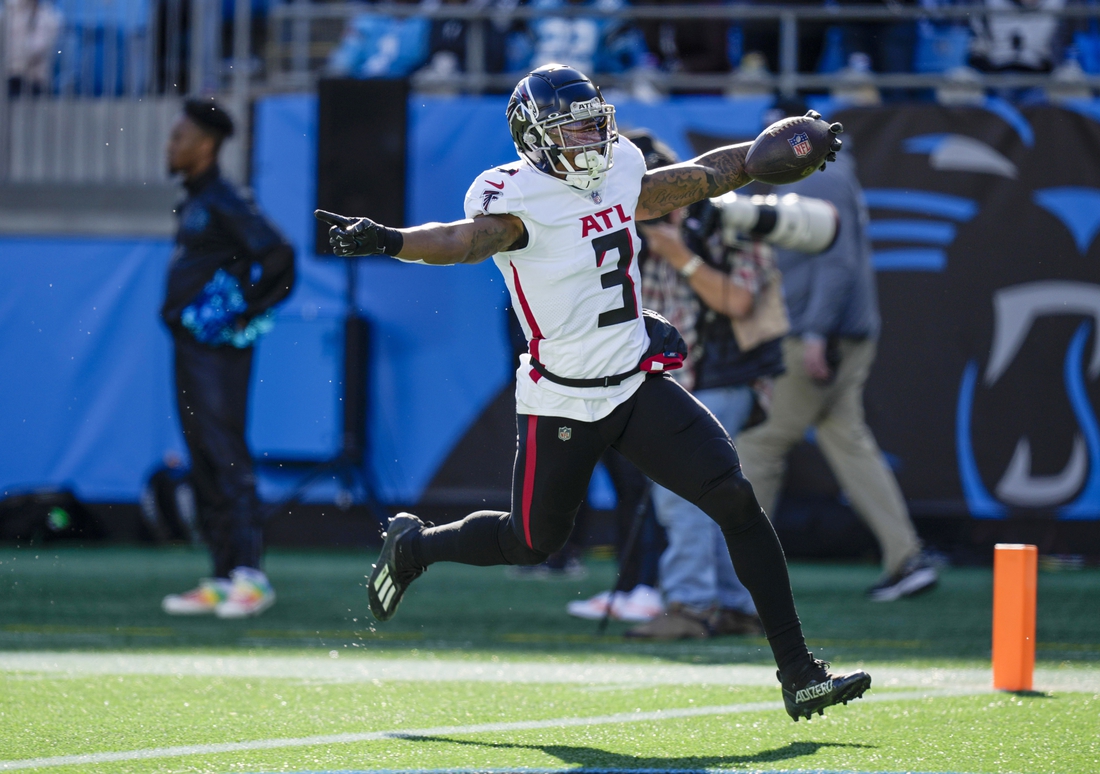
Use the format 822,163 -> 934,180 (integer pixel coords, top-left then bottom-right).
367,513 -> 426,622
779,656 -> 871,722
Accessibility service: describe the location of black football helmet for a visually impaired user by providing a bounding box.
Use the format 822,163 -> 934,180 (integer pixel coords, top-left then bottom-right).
506,63 -> 618,191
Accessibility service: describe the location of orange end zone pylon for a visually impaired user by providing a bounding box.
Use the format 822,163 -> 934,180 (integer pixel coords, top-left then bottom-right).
992,543 -> 1038,691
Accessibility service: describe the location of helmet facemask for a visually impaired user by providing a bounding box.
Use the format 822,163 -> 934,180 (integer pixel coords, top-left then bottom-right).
522,99 -> 618,191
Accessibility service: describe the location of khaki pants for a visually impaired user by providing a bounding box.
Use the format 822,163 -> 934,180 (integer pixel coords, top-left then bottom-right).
735,337 -> 920,577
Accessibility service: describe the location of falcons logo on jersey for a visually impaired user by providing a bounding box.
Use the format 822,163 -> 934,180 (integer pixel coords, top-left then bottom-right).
482,190 -> 502,211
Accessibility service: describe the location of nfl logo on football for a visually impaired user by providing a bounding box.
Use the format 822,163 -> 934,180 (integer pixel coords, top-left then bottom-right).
788,132 -> 812,158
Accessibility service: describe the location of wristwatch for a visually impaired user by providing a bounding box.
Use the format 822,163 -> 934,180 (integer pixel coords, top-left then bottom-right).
679,255 -> 705,279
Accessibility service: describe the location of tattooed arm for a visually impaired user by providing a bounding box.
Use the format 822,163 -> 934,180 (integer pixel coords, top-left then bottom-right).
393,214 -> 527,265
635,142 -> 753,222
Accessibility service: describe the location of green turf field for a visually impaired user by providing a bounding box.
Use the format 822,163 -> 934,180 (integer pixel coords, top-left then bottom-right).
1,546 -> 1098,774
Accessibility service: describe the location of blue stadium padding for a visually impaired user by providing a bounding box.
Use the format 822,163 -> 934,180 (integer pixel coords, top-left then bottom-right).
251,94 -> 347,320
248,317 -> 342,460
408,96 -> 514,225
0,237 -> 182,500
253,94 -> 514,502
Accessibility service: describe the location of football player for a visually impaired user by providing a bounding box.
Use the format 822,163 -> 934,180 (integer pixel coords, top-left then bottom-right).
316,64 -> 865,722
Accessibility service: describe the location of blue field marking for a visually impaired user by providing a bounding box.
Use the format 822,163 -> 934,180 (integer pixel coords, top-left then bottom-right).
872,249 -> 947,272
863,190 -> 978,222
867,220 -> 956,245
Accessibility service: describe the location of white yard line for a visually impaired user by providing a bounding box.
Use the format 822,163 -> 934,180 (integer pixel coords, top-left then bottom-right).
0,651 -> 1096,692
0,688 -> 982,771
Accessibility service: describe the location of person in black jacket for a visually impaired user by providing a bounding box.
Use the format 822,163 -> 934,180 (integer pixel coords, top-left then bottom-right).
160,98 -> 295,619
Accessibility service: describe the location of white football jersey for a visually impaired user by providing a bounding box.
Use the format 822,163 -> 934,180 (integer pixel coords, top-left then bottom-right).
463,137 -> 651,423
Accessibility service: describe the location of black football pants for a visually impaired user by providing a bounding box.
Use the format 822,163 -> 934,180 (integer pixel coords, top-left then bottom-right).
174,333 -> 263,579
414,374 -> 807,669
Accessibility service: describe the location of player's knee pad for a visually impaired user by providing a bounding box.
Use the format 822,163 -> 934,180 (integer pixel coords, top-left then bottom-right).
696,468 -> 765,536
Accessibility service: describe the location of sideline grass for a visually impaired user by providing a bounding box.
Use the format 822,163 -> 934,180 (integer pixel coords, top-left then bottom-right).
1,547 -> 1098,662
1,546 -> 1099,773
1,664 -> 1098,773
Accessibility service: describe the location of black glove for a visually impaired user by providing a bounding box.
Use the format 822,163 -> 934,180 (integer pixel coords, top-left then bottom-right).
804,110 -> 845,172
314,209 -> 402,257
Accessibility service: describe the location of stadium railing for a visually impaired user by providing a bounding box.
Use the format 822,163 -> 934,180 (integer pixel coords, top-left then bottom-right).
3,1 -> 1100,227
0,0 -> 253,198
266,2 -> 1100,94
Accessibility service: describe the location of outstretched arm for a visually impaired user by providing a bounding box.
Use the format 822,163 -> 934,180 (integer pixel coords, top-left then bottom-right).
316,210 -> 526,265
635,142 -> 753,222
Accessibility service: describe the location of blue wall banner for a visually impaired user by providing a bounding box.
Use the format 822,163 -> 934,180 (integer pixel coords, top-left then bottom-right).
836,103 -> 1100,520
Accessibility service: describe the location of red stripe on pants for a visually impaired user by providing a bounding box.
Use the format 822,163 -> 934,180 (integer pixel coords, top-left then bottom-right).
522,415 -> 538,549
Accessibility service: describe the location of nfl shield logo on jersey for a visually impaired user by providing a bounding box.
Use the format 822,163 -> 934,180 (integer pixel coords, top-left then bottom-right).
558,426 -> 572,442
590,190 -> 602,204
788,132 -> 812,158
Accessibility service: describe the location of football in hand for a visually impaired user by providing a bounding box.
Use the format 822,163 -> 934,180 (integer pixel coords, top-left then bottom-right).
744,112 -> 842,185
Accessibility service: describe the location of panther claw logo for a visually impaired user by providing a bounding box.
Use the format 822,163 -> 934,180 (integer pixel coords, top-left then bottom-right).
959,282 -> 1100,517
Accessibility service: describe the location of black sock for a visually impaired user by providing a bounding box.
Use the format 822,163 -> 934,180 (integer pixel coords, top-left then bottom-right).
410,510 -> 510,567
721,508 -> 810,679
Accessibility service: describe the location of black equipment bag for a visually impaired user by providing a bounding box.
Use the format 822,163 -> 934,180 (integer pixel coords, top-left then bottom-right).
139,466 -> 203,545
0,489 -> 104,543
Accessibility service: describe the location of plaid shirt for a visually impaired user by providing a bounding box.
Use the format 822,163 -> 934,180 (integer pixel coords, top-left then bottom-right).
641,226 -> 777,392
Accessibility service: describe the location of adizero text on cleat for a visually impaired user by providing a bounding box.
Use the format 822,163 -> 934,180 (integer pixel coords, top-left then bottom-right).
779,656 -> 871,722
367,513 -> 426,622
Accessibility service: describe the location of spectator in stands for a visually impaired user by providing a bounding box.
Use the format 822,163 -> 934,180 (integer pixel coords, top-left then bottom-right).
622,130 -> 772,640
735,100 -> 938,603
159,99 -> 295,619
525,0 -> 650,75
328,1 -> 432,78
3,0 -> 62,97
416,0 -> 526,77
634,0 -> 732,77
970,0 -> 1069,74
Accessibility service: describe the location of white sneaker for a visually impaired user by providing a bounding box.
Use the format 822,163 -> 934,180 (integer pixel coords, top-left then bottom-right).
162,578 -> 231,615
612,584 -> 664,622
565,585 -> 664,622
215,567 -> 276,619
566,590 -> 618,620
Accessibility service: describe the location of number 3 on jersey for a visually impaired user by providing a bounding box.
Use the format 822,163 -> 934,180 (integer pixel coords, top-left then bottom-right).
592,228 -> 638,328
